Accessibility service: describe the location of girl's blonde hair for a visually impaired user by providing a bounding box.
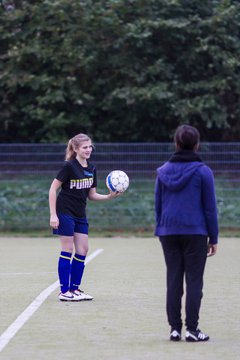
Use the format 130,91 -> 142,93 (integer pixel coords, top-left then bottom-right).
65,133 -> 92,160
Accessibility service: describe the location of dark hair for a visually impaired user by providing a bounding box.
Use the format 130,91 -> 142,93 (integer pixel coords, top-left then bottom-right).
174,124 -> 200,150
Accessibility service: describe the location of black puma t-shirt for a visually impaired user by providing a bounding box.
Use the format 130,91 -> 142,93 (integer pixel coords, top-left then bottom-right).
55,159 -> 97,218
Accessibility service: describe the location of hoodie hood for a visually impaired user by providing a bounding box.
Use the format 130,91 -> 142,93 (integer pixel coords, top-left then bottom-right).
157,162 -> 204,191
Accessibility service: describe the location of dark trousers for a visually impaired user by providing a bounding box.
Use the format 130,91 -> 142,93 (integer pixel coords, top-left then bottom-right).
160,235 -> 208,332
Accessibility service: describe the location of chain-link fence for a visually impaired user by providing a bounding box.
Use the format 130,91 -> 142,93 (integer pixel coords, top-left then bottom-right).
0,143 -> 239,233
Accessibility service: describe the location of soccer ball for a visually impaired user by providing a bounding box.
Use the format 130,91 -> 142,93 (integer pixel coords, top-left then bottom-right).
106,170 -> 129,193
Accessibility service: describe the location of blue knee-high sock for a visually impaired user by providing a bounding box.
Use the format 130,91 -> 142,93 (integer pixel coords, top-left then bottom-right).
70,254 -> 86,291
58,251 -> 72,293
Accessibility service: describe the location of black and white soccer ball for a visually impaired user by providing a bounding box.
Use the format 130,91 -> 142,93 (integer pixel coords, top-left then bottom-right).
106,170 -> 129,193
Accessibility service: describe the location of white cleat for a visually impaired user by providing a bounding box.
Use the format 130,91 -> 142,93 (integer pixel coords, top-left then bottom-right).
72,289 -> 93,301
59,291 -> 80,302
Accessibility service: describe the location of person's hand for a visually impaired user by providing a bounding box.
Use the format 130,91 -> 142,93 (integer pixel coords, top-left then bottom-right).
207,244 -> 217,257
108,190 -> 122,199
50,214 -> 59,229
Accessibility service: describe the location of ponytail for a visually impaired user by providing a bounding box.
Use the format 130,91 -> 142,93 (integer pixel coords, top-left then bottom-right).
65,139 -> 76,160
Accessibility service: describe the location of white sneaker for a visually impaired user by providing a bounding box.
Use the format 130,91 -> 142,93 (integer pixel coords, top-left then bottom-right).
72,289 -> 93,301
59,291 -> 80,302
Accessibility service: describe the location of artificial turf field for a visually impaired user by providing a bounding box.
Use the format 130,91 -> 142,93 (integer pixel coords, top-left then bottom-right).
0,236 -> 239,360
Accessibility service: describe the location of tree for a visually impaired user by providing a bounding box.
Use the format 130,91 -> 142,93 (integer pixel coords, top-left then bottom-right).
1,0 -> 240,142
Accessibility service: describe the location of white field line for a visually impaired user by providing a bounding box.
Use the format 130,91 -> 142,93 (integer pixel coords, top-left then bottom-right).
0,248 -> 104,353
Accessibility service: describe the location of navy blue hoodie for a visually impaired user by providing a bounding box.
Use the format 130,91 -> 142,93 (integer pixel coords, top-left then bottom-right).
154,152 -> 218,244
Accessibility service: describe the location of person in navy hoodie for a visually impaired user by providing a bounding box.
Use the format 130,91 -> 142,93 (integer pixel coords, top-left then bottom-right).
155,124 -> 218,342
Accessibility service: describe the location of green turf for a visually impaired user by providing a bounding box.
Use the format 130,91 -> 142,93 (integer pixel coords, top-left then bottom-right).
0,177 -> 240,232
0,236 -> 239,359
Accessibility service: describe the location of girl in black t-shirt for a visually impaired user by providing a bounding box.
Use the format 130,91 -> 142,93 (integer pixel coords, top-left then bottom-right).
49,133 -> 119,301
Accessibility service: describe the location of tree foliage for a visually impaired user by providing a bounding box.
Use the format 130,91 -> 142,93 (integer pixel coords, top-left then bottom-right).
1,0 -> 240,142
